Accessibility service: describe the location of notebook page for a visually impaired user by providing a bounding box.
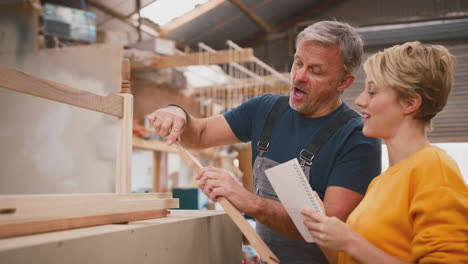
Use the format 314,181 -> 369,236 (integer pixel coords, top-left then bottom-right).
265,158 -> 324,243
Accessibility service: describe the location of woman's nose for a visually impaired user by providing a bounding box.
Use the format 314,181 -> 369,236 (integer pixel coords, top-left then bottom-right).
355,91 -> 366,108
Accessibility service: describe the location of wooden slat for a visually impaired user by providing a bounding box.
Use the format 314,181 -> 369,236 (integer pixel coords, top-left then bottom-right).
0,66 -> 124,117
116,94 -> 134,193
132,136 -> 219,158
133,136 -> 179,152
0,210 -> 241,264
131,48 -> 254,71
175,143 -> 280,264
0,193 -> 178,238
116,59 -> 134,193
0,209 -> 169,238
154,151 -> 162,192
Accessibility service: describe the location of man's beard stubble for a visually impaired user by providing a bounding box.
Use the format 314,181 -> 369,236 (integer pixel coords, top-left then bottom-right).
290,81 -> 339,117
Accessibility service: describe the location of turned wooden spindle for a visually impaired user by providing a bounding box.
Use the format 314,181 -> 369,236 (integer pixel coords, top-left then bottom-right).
120,59 -> 131,94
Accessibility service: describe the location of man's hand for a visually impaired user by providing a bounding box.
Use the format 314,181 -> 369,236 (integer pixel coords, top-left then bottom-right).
195,166 -> 253,212
148,106 -> 187,145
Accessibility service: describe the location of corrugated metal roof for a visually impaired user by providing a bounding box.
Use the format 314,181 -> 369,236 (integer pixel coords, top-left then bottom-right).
359,19 -> 468,46
164,0 -> 324,50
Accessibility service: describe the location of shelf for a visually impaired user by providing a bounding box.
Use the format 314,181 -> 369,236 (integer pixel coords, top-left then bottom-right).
132,136 -> 220,158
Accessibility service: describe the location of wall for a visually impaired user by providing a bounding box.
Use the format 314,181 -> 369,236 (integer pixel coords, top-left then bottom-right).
0,2 -> 39,55
0,44 -> 123,194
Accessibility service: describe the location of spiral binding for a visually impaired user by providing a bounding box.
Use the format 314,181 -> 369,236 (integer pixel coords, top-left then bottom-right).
292,159 -> 321,213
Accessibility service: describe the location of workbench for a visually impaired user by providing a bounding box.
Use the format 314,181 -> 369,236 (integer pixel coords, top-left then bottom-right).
0,210 -> 241,264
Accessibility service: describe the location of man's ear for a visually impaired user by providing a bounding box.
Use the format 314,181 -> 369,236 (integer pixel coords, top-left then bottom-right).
403,94 -> 422,115
337,74 -> 355,92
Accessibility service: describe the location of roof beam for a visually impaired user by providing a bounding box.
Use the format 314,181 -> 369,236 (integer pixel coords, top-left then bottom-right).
88,0 -> 159,40
131,48 -> 254,71
125,0 -> 158,18
88,0 -> 129,22
227,0 -> 271,32
160,0 -> 226,36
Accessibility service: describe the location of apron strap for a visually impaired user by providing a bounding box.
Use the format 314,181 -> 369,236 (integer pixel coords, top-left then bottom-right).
257,96 -> 289,156
299,109 -> 360,167
256,96 -> 360,166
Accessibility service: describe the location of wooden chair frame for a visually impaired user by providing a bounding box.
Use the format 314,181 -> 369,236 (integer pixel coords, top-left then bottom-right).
0,60 -> 178,238
0,60 -> 133,193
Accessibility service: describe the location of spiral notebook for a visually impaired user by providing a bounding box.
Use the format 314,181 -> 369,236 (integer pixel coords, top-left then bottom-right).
265,158 -> 324,243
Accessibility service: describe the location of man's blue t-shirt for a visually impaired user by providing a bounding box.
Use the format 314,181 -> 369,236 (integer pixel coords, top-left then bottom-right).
224,94 -> 381,198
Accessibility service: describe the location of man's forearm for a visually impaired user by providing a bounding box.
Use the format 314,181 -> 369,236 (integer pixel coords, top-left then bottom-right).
179,117 -> 205,149
179,115 -> 239,149
246,195 -> 304,240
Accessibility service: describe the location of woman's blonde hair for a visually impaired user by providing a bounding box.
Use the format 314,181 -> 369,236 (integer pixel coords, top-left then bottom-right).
364,41 -> 456,125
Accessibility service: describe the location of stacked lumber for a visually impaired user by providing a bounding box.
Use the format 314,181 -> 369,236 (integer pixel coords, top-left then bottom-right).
0,193 -> 178,238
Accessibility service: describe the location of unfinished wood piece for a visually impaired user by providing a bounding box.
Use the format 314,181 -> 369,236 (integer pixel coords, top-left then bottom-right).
0,193 -> 178,238
153,151 -> 162,192
0,65 -> 124,117
0,210 -> 241,264
133,136 -> 179,152
131,48 -> 254,71
1,209 -> 168,238
120,59 -> 131,94
116,59 -> 133,193
175,143 -> 280,264
116,93 -> 133,193
132,136 -> 220,158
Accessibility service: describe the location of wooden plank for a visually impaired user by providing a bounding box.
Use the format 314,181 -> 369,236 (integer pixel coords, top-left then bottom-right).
116,59 -> 133,193
175,143 -> 280,264
133,136 -> 179,152
0,66 -> 124,117
116,94 -> 134,193
132,136 -> 220,158
0,210 -> 241,264
154,151 -> 162,192
191,72 -> 290,96
0,193 -> 178,238
0,193 -> 177,222
131,48 -> 254,71
0,209 -> 169,238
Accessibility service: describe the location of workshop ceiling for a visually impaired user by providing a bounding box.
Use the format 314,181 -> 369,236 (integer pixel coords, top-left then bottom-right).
158,0 -> 345,50
83,0 -> 347,50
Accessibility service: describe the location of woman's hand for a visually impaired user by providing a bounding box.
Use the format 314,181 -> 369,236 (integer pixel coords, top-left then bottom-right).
301,209 -> 356,252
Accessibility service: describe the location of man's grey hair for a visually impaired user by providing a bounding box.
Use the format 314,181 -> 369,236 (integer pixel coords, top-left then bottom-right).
296,20 -> 363,74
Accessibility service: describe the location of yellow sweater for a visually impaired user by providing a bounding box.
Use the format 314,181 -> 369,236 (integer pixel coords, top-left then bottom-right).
339,145 -> 468,263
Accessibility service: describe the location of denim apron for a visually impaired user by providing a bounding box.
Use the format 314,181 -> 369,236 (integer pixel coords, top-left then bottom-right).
253,155 -> 328,264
